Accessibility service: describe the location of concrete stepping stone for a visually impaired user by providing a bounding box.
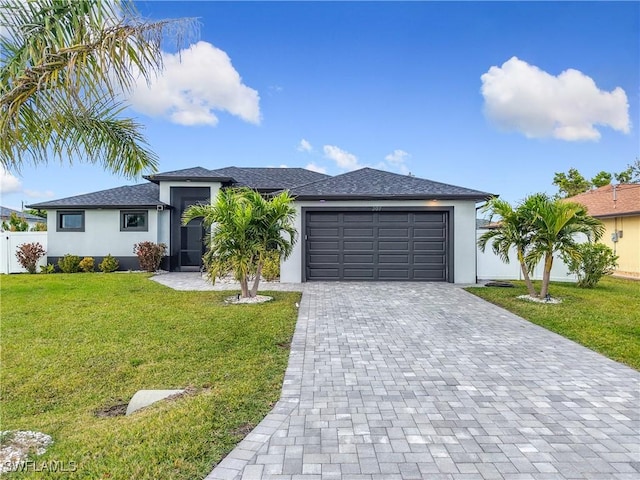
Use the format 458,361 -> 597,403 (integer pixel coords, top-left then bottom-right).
126,389 -> 185,416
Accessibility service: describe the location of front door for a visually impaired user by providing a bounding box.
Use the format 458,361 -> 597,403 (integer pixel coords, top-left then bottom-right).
170,187 -> 210,271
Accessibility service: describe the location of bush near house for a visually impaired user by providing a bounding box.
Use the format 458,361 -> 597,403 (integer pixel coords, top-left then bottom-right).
58,254 -> 81,273
134,241 -> 167,272
15,242 -> 46,274
79,257 -> 95,273
563,242 -> 618,288
98,254 -> 119,273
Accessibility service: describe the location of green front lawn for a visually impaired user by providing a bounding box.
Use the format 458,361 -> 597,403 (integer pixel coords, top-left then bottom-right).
466,277 -> 640,370
0,273 -> 301,479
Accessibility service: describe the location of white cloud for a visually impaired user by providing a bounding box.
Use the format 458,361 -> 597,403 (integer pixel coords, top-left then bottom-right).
129,41 -> 261,126
305,162 -> 327,174
23,189 -> 54,198
383,149 -> 411,174
0,166 -> 22,194
323,145 -> 362,171
481,56 -> 630,141
297,139 -> 313,152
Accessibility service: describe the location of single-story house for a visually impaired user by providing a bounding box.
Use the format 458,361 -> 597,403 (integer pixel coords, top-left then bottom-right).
1,206 -> 46,231
27,166 -> 493,283
566,184 -> 640,278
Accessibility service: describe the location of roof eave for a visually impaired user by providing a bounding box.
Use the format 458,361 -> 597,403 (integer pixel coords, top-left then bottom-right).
592,211 -> 640,219
26,203 -> 171,210
143,175 -> 234,184
291,193 -> 494,202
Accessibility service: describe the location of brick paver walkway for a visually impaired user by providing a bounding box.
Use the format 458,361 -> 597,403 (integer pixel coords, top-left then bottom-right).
160,277 -> 640,480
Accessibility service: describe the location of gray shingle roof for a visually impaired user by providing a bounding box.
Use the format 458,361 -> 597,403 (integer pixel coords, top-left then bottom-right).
287,168 -> 494,200
1,206 -> 44,222
214,166 -> 330,190
143,166 -> 233,184
27,183 -> 167,209
29,166 -> 492,209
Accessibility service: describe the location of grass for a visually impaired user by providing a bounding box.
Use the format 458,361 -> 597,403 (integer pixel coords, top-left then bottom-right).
0,273 -> 301,479
465,276 -> 640,370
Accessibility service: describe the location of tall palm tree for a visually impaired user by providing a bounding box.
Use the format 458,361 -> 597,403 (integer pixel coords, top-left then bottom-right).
478,197 -> 538,297
526,195 -> 604,298
182,188 -> 297,298
0,0 -> 195,177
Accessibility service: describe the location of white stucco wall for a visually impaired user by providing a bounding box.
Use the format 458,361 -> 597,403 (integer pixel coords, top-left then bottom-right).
281,199 -> 479,284
47,209 -> 159,257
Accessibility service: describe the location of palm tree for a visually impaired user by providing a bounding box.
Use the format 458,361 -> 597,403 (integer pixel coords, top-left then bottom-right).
478,197 -> 538,297
526,195 -> 604,298
182,188 -> 297,298
0,0 -> 195,177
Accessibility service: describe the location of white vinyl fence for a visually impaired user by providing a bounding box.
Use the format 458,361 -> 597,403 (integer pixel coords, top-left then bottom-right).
476,231 -> 577,283
0,231 -> 48,274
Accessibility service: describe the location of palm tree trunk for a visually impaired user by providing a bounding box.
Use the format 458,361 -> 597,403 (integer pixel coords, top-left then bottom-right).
239,275 -> 250,298
250,261 -> 263,297
517,249 -> 538,297
539,254 -> 554,298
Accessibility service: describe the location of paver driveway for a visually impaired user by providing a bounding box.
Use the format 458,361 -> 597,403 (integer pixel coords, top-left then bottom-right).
206,282 -> 639,480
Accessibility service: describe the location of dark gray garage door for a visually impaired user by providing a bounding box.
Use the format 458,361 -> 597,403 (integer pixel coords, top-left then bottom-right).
305,210 -> 449,281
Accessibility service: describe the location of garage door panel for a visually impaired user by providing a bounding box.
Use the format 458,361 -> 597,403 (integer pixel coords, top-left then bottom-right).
343,268 -> 375,278
309,254 -> 340,264
379,254 -> 410,263
379,212 -> 409,222
343,213 -> 374,222
344,240 -> 374,250
413,254 -> 446,265
378,227 -> 409,238
308,240 -> 340,250
308,227 -> 340,237
413,269 -> 447,280
414,241 -> 445,252
379,241 -> 409,251
344,227 -> 375,237
343,254 -> 375,263
414,212 -> 445,223
378,268 -> 410,279
413,227 -> 445,238
306,210 -> 448,281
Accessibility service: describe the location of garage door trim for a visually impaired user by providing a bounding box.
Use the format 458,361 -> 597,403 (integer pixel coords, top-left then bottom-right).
301,206 -> 454,282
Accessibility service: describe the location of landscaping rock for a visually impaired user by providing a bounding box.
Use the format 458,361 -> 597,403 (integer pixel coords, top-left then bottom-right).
126,389 -> 185,416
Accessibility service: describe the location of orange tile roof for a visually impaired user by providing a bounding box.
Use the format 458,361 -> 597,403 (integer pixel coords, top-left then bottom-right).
565,184 -> 640,217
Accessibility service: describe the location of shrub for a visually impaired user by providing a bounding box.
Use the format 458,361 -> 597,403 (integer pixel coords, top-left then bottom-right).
2,212 -> 28,232
79,257 -> 95,273
99,254 -> 119,273
261,251 -> 280,282
133,242 -> 167,272
58,254 -> 81,273
40,263 -> 56,274
15,242 -> 46,274
563,242 -> 619,288
31,222 -> 47,231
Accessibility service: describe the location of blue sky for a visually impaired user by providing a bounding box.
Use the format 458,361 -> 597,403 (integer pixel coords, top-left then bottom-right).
2,1 -> 638,210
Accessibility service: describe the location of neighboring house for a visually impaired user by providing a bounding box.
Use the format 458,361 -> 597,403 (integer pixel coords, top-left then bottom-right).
0,206 -> 45,231
566,184 -> 640,278
28,166 -> 493,283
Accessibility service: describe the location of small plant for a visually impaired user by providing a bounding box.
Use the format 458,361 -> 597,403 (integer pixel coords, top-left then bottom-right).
99,254 -> 119,273
79,257 -> 95,273
31,222 -> 47,231
133,242 -> 167,272
58,254 -> 81,273
261,251 -> 280,282
40,263 -> 56,274
15,242 -> 46,274
2,212 -> 28,232
563,242 -> 619,288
